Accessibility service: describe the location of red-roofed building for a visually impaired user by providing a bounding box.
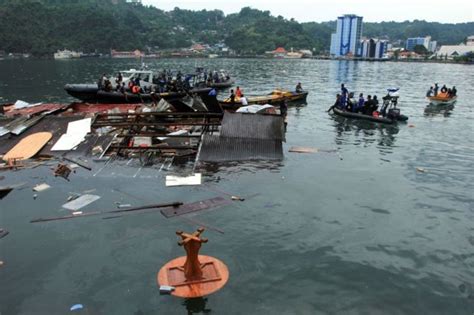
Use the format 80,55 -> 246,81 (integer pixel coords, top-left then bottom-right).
271,47 -> 287,58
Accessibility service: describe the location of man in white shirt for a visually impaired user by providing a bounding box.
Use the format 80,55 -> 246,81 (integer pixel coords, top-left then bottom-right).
240,94 -> 248,106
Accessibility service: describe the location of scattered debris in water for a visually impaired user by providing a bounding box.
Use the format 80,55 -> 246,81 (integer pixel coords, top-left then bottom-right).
53,163 -> 74,180
33,183 -> 50,192
159,285 -> 176,295
0,228 -> 9,239
62,194 -> 101,211
70,304 -> 84,311
166,174 -> 202,187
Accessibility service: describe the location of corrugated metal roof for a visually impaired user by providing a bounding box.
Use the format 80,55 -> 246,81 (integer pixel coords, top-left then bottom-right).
220,112 -> 285,141
197,134 -> 283,162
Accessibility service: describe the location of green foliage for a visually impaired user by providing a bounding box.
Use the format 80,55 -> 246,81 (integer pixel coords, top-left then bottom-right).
413,44 -> 428,55
0,0 -> 473,56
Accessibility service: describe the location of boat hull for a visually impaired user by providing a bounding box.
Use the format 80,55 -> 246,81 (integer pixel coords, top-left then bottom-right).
220,91 -> 308,110
427,96 -> 457,106
65,84 -> 212,104
208,79 -> 234,89
333,107 -> 401,124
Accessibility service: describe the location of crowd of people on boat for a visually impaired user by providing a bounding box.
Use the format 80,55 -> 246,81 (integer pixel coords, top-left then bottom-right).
97,68 -> 225,95
426,83 -> 456,98
329,84 -> 382,117
196,68 -> 231,85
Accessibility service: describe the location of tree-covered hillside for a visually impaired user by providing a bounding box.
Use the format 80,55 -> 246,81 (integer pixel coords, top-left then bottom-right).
0,0 -> 472,56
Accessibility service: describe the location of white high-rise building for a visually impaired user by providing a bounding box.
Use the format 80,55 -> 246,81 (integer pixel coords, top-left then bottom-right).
329,14 -> 363,57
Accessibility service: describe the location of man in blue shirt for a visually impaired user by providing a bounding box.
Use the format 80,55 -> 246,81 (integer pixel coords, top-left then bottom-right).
341,84 -> 349,108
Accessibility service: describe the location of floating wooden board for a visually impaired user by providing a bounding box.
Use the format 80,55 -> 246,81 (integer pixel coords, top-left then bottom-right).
3,132 -> 52,161
160,196 -> 232,218
289,146 -> 318,153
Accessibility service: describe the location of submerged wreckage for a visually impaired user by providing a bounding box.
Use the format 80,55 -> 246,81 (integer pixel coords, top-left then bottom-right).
0,93 -> 287,171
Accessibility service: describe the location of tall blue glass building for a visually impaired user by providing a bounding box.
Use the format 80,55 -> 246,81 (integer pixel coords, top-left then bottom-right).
330,14 -> 363,57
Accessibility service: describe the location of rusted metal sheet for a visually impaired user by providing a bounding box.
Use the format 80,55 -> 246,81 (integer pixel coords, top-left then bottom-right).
160,196 -> 232,218
4,103 -> 69,117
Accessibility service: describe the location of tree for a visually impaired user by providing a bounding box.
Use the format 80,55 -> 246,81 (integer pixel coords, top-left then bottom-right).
413,44 -> 428,55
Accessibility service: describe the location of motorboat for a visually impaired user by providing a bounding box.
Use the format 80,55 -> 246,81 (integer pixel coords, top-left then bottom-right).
64,69 -> 213,103
427,95 -> 457,106
330,88 -> 408,124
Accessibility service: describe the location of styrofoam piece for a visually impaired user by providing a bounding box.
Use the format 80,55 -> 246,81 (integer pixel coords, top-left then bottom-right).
33,183 -> 51,192
165,174 -> 202,187
62,194 -> 100,211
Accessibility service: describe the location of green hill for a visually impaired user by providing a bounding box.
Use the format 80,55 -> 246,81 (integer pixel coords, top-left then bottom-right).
0,0 -> 472,56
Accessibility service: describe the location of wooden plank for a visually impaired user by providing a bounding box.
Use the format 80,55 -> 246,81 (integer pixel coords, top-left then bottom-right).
3,132 -> 52,161
160,196 -> 232,218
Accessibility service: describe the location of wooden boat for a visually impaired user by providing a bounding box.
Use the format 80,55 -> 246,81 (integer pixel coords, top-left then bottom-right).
427,95 -> 457,106
219,89 -> 308,110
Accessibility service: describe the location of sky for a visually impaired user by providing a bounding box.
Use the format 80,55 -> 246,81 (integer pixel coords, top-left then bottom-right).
142,0 -> 474,23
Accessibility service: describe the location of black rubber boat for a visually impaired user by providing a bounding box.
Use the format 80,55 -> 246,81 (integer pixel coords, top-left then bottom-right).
65,84 -> 213,104
207,79 -> 234,89
333,107 -> 398,124
331,90 -> 408,124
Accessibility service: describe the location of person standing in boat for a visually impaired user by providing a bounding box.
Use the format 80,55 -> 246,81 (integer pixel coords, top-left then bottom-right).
229,89 -> 236,105
440,84 -> 448,93
295,82 -> 303,93
452,86 -> 457,96
341,84 -> 349,108
426,86 -> 434,97
235,86 -> 242,98
433,83 -> 439,96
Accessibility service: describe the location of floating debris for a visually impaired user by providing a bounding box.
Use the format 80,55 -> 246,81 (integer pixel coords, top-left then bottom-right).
0,228 -> 9,239
231,196 -> 245,201
159,285 -> 176,295
31,201 -> 182,223
62,194 -> 101,211
161,196 -> 231,218
166,174 -> 202,187
70,304 -> 84,311
33,183 -> 51,192
53,163 -> 73,181
289,146 -> 318,153
416,167 -> 427,173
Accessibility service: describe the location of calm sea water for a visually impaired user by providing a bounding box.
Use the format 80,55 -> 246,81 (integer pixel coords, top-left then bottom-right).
0,58 -> 473,314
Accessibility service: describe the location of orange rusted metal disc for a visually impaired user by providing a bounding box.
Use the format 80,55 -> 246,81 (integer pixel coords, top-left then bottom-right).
157,255 -> 229,298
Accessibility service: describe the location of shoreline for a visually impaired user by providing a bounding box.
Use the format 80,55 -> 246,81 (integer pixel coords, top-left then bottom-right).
1,55 -> 472,65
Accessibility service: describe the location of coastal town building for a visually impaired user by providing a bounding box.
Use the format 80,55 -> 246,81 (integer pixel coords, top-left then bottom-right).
434,35 -> 474,59
359,38 -> 388,59
330,14 -> 363,57
466,35 -> 474,46
406,36 -> 437,52
110,49 -> 144,58
54,49 -> 82,59
435,45 -> 474,59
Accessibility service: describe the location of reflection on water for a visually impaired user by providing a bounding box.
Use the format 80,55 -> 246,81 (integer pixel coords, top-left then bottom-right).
331,115 -> 399,154
197,160 -> 284,179
182,298 -> 211,314
424,104 -> 454,117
